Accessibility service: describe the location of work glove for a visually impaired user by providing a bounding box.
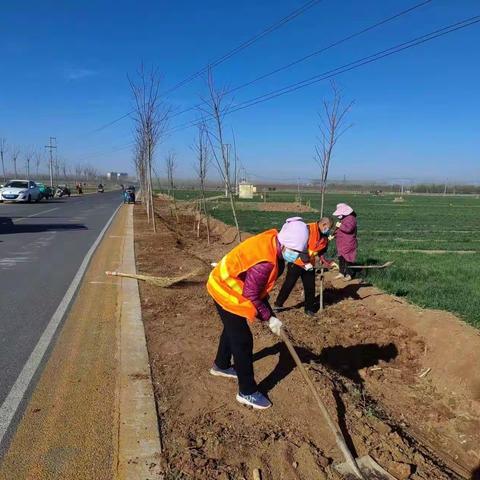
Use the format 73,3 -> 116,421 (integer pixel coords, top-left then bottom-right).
304,262 -> 314,271
268,316 -> 283,336
328,234 -> 335,241
329,261 -> 339,271
335,221 -> 342,228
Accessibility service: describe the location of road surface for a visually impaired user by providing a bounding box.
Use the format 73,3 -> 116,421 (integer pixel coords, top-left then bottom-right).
0,191 -> 122,455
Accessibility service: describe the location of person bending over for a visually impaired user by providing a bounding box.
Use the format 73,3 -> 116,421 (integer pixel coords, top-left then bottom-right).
274,217 -> 336,316
207,217 -> 309,410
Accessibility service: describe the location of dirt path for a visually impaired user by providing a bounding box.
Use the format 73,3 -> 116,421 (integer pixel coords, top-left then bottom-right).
134,199 -> 480,480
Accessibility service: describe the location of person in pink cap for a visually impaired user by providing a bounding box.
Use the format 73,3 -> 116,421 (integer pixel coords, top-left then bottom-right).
207,217 -> 308,409
331,203 -> 357,280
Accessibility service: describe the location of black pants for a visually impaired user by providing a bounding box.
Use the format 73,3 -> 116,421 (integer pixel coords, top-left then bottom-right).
339,256 -> 353,276
275,263 -> 316,312
214,302 -> 257,395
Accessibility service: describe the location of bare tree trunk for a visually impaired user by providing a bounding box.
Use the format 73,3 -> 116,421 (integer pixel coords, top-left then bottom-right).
35,151 -> 42,177
0,139 -> 6,183
202,195 -> 211,245
26,155 -> 31,178
192,121 -> 211,244
129,64 -> 170,233
314,81 -> 353,218
12,148 -> 19,177
148,141 -> 156,233
201,70 -> 241,242
165,151 -> 178,223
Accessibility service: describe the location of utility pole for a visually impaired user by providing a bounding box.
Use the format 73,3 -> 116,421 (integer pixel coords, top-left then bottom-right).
0,138 -> 6,183
45,137 -> 57,188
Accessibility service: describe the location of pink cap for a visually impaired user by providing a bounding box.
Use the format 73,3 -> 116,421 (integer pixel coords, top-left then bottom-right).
277,217 -> 308,252
333,203 -> 353,217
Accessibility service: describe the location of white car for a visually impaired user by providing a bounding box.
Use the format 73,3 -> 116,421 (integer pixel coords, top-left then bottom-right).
0,179 -> 42,203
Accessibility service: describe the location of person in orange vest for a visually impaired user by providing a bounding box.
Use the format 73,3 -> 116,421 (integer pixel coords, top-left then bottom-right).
207,217 -> 309,410
274,217 -> 337,316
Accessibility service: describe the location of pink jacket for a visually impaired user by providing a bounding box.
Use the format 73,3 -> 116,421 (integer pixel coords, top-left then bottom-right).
335,214 -> 357,262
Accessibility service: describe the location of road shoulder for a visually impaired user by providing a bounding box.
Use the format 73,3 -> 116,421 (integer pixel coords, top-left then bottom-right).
0,205 -> 162,480
117,205 -> 162,479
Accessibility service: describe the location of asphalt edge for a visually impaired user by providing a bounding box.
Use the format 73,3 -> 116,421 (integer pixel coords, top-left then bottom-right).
0,202 -> 122,449
117,204 -> 162,479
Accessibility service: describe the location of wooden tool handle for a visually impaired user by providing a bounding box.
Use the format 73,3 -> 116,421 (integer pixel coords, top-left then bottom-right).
279,329 -> 365,480
105,271 -> 142,280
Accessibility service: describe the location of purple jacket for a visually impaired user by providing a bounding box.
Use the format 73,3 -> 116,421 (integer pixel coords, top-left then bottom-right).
240,240 -> 284,321
335,214 -> 357,262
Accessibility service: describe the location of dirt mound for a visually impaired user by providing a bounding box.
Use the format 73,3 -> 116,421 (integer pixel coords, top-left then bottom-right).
134,198 -> 480,480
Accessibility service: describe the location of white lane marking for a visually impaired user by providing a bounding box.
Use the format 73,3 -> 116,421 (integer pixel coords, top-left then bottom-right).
0,203 -> 122,445
13,207 -> 60,223
0,257 -> 30,269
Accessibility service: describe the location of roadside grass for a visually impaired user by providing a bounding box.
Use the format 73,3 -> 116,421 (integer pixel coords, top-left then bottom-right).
207,192 -> 480,327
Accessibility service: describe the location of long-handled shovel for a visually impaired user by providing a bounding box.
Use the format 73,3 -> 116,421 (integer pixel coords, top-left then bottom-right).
278,328 -> 396,480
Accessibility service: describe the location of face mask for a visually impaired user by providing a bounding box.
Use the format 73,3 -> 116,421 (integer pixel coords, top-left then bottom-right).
321,228 -> 330,235
282,249 -> 299,263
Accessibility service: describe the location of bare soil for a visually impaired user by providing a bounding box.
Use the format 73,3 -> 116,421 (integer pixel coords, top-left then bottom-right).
134,199 -> 480,480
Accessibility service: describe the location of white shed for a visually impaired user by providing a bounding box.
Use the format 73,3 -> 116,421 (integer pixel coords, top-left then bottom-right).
238,182 -> 255,199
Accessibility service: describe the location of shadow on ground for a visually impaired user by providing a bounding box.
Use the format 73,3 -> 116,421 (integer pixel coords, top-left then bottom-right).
280,282 -> 371,312
254,340 -> 398,457
472,466 -> 480,480
0,218 -> 87,234
254,341 -> 398,393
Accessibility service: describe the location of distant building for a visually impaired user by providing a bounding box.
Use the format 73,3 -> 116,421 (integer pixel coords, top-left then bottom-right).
238,182 -> 256,199
107,171 -> 129,181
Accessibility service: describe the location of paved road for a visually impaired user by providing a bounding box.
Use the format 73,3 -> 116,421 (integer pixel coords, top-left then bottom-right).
0,191 -> 122,452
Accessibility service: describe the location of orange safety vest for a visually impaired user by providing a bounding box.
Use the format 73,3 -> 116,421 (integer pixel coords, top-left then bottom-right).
207,229 -> 279,321
294,222 -> 328,268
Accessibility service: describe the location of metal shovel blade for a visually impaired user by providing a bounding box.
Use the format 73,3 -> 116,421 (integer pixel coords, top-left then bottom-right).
335,455 -> 398,480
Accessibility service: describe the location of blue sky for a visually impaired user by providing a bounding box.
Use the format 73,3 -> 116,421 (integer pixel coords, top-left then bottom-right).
0,0 -> 479,182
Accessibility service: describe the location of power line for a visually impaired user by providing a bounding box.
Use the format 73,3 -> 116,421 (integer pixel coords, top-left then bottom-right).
85,111 -> 133,135
75,0 -> 324,139
228,15 -> 480,114
161,14 -> 480,138
170,0 -> 433,119
74,13 -> 480,162
162,0 -> 325,96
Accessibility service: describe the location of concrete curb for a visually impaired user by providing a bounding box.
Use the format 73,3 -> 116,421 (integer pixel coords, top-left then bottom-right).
117,205 -> 162,479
